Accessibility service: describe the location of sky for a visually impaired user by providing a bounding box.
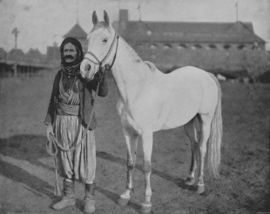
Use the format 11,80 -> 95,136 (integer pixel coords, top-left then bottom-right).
0,0 -> 270,54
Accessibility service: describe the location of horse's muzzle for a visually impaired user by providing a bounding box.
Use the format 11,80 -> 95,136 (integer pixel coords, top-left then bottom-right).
80,60 -> 95,79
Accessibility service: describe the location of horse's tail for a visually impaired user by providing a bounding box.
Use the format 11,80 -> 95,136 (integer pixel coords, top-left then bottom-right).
207,76 -> 223,178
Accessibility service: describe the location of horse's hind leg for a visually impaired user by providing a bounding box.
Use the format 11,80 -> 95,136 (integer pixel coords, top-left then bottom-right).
197,113 -> 212,194
118,127 -> 139,206
184,116 -> 200,186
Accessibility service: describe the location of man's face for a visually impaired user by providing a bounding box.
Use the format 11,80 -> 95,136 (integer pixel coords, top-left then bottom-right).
63,42 -> 78,63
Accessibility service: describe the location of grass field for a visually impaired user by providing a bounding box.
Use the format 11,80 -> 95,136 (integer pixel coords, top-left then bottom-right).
0,70 -> 269,214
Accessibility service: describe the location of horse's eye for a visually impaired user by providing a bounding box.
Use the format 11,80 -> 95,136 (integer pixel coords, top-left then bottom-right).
102,38 -> 108,43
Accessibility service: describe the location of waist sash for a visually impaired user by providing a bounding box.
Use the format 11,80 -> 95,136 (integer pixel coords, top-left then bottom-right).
56,102 -> 79,116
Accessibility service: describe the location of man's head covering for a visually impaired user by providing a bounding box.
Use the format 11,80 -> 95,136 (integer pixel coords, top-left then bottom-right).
60,37 -> 83,68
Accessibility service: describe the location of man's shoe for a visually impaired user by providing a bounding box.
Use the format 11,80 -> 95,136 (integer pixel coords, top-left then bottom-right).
52,178 -> 75,210
83,183 -> 95,214
83,197 -> 95,214
52,197 -> 76,210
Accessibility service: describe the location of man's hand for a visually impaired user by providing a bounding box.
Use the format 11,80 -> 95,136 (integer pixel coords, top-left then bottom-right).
46,124 -> 54,141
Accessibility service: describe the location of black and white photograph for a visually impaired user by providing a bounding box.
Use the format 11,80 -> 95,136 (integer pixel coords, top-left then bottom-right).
0,0 -> 269,213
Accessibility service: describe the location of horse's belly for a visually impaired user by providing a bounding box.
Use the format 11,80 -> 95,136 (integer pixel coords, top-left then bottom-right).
156,98 -> 199,130
154,79 -> 202,130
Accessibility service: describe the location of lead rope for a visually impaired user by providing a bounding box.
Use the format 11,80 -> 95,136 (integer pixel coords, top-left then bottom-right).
81,72 -> 102,141
46,133 -> 62,196
46,70 -> 104,196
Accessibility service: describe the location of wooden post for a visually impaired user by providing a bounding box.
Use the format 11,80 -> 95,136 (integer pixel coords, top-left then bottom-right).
13,63 -> 17,77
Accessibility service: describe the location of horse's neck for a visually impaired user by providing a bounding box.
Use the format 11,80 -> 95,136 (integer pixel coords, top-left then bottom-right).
112,38 -> 151,102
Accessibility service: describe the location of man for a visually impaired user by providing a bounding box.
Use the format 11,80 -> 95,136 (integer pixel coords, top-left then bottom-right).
44,37 -> 108,213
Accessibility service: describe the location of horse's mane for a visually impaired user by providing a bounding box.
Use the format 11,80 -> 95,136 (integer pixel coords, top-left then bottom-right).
121,38 -> 158,73
144,61 -> 158,73
121,38 -> 143,63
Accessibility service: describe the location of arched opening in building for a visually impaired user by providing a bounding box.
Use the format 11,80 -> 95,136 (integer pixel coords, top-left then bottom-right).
224,44 -> 231,50
164,43 -> 172,49
178,44 -> 187,49
209,44 -> 217,49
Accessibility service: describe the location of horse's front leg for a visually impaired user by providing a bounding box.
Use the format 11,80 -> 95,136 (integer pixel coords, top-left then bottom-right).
141,131 -> 153,213
118,128 -> 139,206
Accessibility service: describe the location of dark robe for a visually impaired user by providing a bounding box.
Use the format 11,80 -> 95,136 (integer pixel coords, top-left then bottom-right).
44,70 -> 108,130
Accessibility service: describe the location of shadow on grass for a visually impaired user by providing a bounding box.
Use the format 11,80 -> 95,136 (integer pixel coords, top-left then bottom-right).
97,151 -> 192,190
0,134 -> 191,189
0,134 -> 142,213
0,134 -> 194,213
0,157 -> 55,199
0,134 -> 52,171
0,135 -> 56,200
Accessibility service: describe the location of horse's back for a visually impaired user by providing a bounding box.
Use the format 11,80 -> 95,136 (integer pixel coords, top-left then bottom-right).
168,66 -> 211,81
166,66 -> 218,93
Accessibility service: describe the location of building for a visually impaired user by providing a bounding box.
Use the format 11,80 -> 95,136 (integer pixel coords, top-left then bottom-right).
113,9 -> 267,76
7,48 -> 25,62
0,48 -> 8,74
46,42 -> 60,66
57,10 -> 268,77
63,23 -> 88,53
26,48 -> 45,64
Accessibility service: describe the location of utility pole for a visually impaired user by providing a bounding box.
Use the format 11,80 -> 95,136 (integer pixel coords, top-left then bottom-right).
11,27 -> 19,77
118,0 -> 121,17
137,1 -> 142,21
76,0 -> 79,23
235,1 -> 239,22
12,27 -> 19,49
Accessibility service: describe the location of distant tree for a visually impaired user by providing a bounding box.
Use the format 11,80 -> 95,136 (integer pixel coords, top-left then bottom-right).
243,50 -> 270,83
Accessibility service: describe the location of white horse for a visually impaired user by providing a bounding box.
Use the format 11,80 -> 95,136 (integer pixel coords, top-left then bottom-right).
80,11 -> 222,213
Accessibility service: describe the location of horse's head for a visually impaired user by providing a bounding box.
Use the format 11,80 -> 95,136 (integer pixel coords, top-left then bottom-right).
80,10 -> 118,80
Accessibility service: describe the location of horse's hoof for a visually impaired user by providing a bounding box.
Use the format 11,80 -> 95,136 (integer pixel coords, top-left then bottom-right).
141,202 -> 152,214
118,197 -> 130,206
185,177 -> 196,186
197,184 -> 205,194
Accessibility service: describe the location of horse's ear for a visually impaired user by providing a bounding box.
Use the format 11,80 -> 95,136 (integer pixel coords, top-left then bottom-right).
103,10 -> 110,26
92,11 -> 98,25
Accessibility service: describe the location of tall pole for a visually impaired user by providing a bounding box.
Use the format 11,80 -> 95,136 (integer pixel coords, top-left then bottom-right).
137,1 -> 141,21
11,27 -> 19,77
118,0 -> 121,17
12,27 -> 19,49
235,1 -> 238,22
76,0 -> 79,23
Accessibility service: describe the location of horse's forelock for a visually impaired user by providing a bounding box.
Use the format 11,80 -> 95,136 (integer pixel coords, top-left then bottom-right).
91,22 -> 111,32
87,23 -> 114,42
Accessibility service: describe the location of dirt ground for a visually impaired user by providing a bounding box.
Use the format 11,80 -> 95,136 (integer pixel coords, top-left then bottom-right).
0,71 -> 269,214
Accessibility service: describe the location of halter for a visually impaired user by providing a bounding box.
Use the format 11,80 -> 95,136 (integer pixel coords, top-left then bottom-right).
83,32 -> 119,73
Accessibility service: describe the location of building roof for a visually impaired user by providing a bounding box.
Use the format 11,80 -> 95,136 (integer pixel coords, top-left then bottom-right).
64,23 -> 87,39
0,48 -> 7,59
123,21 -> 265,44
26,48 -> 44,60
7,48 -> 25,60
